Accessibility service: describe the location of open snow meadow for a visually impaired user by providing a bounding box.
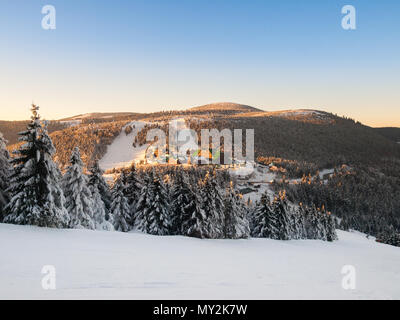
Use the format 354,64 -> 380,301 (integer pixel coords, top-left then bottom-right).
1,223 -> 399,300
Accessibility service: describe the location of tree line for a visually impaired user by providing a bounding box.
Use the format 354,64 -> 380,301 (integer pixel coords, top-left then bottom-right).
273,163 -> 400,247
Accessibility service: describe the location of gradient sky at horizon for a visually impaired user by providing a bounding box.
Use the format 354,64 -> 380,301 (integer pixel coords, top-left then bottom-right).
0,0 -> 399,127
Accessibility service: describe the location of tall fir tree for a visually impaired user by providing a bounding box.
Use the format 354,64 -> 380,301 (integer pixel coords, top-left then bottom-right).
271,191 -> 291,240
4,104 -> 69,228
110,172 -> 131,232
304,204 -> 325,240
294,203 -> 308,239
0,132 -> 12,221
171,170 -> 197,235
124,164 -> 142,224
286,204 -> 305,240
251,192 -> 279,239
134,170 -> 151,231
198,171 -> 225,239
88,161 -> 113,230
327,213 -> 338,241
209,169 -> 226,237
88,161 -> 112,211
62,147 -> 95,229
135,170 -> 171,235
224,182 -> 250,239
246,198 -> 258,234
321,207 -> 338,242
181,180 -> 209,239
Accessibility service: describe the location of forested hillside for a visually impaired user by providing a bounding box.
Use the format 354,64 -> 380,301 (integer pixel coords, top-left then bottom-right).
5,104 -> 399,173
186,114 -> 400,170
50,121 -> 128,170
230,116 -> 400,168
7,121 -> 128,171
374,127 -> 400,143
0,120 -> 67,144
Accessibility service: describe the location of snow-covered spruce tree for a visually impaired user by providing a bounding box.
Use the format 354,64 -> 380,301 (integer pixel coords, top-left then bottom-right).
294,203 -> 308,239
246,198 -> 258,233
135,170 -> 172,235
124,164 -> 142,212
197,171 -> 225,239
62,147 -> 95,229
270,191 -> 291,240
133,170 -> 151,231
286,204 -> 307,240
181,180 -> 209,239
223,182 -> 250,239
236,195 -> 251,239
88,161 -> 112,211
251,192 -> 279,238
321,207 -> 338,242
210,169 -> 226,237
88,161 -> 114,231
301,204 -> 338,241
110,172 -> 131,232
314,207 -> 328,240
4,104 -> 69,228
0,132 -> 12,221
304,204 -> 325,240
326,214 -> 338,241
377,231 -> 400,247
302,204 -> 313,239
171,169 -> 198,236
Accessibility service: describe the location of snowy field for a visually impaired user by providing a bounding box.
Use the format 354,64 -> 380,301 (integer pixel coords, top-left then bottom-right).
1,223 -> 400,300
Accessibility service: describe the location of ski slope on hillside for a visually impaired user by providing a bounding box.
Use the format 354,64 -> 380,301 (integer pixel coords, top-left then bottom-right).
99,121 -> 149,171
0,223 -> 399,299
99,118 -> 193,171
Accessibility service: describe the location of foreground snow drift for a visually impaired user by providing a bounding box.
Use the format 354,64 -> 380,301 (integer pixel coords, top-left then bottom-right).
0,224 -> 399,299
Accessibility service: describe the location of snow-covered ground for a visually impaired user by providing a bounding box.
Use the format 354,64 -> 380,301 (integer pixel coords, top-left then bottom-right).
99,121 -> 150,171
238,165 -> 276,203
319,168 -> 335,179
1,223 -> 399,300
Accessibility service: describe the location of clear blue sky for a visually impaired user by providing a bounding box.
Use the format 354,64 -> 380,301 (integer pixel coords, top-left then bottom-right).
0,0 -> 399,126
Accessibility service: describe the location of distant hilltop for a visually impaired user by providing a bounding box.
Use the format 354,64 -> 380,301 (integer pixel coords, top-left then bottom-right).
188,102 -> 262,113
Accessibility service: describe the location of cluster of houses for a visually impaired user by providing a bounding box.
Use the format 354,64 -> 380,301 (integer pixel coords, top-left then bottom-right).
144,144 -> 249,167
